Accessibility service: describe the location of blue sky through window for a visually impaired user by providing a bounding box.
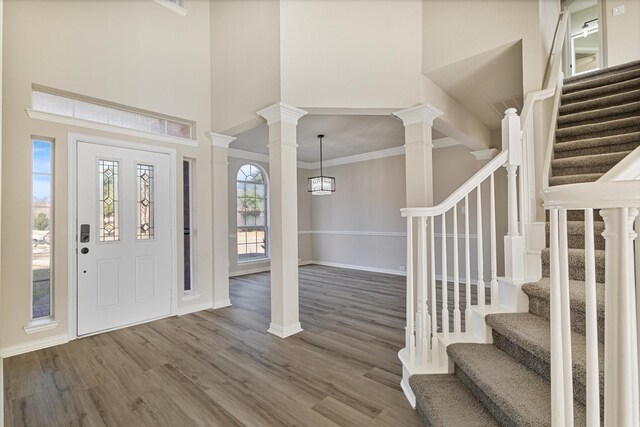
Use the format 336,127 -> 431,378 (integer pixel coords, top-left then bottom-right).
33,140 -> 52,202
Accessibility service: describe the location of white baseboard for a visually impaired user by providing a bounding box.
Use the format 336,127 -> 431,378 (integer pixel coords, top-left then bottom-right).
310,260 -> 406,276
176,301 -> 213,316
229,260 -> 313,278
212,299 -> 232,309
1,333 -> 69,358
267,322 -> 303,338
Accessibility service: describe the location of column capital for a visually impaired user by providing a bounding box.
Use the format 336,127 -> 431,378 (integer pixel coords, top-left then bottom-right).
257,102 -> 308,126
206,132 -> 236,148
393,103 -> 443,127
470,148 -> 499,161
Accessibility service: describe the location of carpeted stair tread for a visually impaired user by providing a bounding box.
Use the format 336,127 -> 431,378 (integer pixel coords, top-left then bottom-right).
556,116 -> 640,141
563,66 -> 640,94
553,131 -> 640,159
557,100 -> 640,128
541,247 -> 605,282
447,343 -> 586,426
551,150 -> 632,176
486,312 -> 604,402
563,59 -> 640,85
561,76 -> 640,104
545,220 -> 605,250
549,173 -> 603,186
409,374 -> 499,427
523,278 -> 605,316
559,88 -> 640,116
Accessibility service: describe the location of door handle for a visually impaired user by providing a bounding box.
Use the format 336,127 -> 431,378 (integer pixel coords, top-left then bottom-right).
81,247 -> 89,254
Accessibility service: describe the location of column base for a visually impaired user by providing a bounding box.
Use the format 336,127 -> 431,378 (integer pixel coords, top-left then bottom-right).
267,322 -> 303,338
212,299 -> 232,309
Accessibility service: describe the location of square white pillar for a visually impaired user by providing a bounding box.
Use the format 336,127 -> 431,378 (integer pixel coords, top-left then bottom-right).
394,104 -> 443,208
207,132 -> 236,309
257,102 -> 308,338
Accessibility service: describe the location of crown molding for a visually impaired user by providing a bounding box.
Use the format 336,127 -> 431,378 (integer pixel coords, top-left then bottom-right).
206,132 -> 236,148
228,137 -> 460,169
471,148 -> 499,160
392,103 -> 443,126
256,102 -> 308,126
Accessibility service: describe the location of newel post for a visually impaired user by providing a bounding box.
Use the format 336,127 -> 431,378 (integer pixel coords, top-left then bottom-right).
502,108 -> 525,282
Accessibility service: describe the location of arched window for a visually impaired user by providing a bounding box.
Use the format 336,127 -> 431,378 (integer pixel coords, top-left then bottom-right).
236,164 -> 268,261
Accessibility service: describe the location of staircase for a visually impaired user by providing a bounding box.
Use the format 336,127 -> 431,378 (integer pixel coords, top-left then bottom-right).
408,60 -> 640,426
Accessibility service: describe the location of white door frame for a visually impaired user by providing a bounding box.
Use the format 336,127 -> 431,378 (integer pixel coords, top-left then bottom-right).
67,132 -> 178,339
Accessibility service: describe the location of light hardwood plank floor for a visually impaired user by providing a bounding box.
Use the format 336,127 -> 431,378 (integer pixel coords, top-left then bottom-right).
3,265 -> 422,427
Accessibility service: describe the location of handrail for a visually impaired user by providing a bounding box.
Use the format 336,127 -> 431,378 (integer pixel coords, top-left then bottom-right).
541,72 -> 565,188
401,150 -> 508,217
521,10 -> 569,131
541,180 -> 640,209
599,145 -> 640,181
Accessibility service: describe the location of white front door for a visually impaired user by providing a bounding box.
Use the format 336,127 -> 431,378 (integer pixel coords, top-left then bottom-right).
77,142 -> 173,336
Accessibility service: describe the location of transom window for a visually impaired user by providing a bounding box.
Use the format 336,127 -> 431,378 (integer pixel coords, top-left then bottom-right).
31,87 -> 194,139
236,164 -> 268,262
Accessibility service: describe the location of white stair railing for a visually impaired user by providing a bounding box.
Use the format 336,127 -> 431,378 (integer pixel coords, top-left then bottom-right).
542,181 -> 640,427
399,108 -> 523,378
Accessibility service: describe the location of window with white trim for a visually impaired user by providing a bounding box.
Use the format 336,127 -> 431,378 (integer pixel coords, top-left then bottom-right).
31,87 -> 194,139
236,164 -> 268,262
31,138 -> 54,319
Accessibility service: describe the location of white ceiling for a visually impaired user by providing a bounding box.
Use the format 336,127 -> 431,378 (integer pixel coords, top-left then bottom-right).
231,114 -> 448,163
568,0 -> 598,13
427,41 -> 524,130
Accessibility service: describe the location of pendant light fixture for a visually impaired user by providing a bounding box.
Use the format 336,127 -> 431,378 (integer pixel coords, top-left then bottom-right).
308,134 -> 335,195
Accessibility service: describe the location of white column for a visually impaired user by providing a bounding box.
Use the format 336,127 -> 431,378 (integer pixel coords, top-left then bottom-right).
602,207 -> 640,426
394,104 -> 443,208
394,104 -> 442,369
257,102 -> 308,338
207,132 -> 235,309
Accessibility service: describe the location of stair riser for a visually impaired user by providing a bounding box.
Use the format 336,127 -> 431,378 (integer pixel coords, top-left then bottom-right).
541,254 -> 605,283
558,109 -> 640,129
563,59 -> 640,85
549,174 -> 602,186
556,123 -> 640,143
552,163 -> 622,177
554,141 -> 640,159
563,67 -> 640,94
544,230 -> 605,250
491,331 -> 603,412
561,78 -> 640,105
559,89 -> 640,116
527,294 -> 605,344
546,210 -> 603,222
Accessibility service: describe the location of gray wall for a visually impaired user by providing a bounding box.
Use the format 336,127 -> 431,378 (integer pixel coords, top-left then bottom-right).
309,154 -> 407,274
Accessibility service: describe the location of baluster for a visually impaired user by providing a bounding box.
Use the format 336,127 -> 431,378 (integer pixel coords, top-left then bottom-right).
416,216 -> 425,363
549,208 -> 566,426
420,216 -> 430,363
490,173 -> 499,308
453,203 -> 461,335
430,215 -> 438,365
476,185 -> 485,309
441,213 -> 449,337
405,216 -> 415,364
464,195 -> 471,333
559,209 -> 575,425
584,209 -> 600,426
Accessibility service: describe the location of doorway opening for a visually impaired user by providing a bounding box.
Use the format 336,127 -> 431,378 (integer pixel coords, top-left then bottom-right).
565,0 -> 603,76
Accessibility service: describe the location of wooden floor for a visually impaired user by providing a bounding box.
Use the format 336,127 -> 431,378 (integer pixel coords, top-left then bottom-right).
3,265 -> 422,426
